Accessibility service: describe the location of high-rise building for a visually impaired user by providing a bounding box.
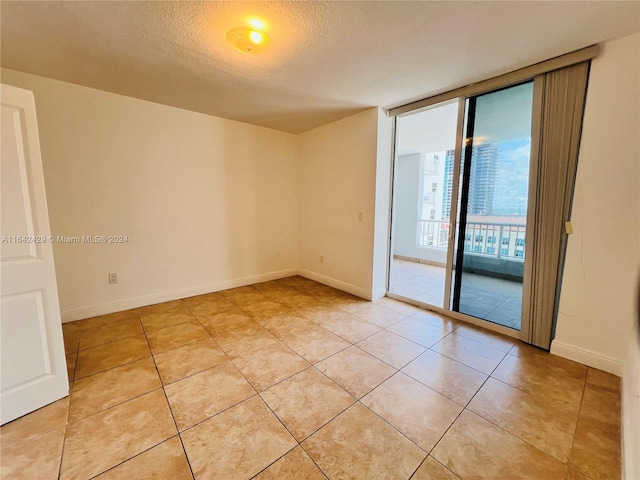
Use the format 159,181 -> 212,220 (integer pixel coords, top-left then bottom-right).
441,144 -> 498,218
468,143 -> 498,215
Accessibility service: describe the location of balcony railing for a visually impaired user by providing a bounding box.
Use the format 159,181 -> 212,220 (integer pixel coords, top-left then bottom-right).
418,219 -> 526,260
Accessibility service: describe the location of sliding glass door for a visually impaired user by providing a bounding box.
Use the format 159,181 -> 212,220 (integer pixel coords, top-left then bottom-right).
388,99 -> 461,308
452,82 -> 534,330
389,82 -> 534,332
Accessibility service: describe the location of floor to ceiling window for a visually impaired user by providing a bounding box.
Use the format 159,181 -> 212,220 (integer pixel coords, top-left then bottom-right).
389,82 -> 533,332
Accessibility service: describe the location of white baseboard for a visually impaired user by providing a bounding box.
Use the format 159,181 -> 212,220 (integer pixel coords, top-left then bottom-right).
297,269 -> 372,301
60,269 -> 298,322
550,339 -> 623,376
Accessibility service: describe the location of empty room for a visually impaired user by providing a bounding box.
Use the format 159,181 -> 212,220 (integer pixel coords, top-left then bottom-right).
1,2 -> 638,479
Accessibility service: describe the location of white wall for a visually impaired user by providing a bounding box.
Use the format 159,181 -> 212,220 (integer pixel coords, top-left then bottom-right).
1,69 -> 299,320
297,108 -> 381,299
549,33 -> 639,478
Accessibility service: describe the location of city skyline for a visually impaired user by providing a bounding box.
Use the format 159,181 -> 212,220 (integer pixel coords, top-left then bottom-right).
427,138 -> 530,221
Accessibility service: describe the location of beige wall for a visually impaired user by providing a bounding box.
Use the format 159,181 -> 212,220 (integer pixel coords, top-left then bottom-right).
1,69 -> 299,320
297,108 -> 381,299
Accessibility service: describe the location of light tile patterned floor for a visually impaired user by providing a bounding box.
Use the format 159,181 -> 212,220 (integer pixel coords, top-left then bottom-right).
0,277 -> 621,480
389,258 -> 524,329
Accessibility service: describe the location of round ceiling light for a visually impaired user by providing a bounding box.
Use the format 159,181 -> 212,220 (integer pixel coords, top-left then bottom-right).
226,27 -> 269,54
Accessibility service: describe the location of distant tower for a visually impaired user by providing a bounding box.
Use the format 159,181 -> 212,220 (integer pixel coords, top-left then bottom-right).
442,149 -> 455,219
441,144 -> 498,218
468,144 -> 498,215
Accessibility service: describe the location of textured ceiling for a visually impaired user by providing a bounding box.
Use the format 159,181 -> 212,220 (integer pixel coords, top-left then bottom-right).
2,1 -> 639,133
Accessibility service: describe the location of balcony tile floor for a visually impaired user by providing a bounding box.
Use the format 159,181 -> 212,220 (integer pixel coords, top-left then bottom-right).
390,258 -> 523,330
0,276 -> 621,479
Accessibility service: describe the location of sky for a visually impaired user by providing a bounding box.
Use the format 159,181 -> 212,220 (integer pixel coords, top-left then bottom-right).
493,137 -> 531,216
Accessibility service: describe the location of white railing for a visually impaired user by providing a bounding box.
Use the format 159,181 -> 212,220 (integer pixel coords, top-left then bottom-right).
418,219 -> 526,260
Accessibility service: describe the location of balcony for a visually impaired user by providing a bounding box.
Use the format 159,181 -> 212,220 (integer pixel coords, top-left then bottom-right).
390,219 -> 525,330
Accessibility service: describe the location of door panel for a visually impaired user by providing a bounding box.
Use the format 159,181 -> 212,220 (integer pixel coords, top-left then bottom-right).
388,100 -> 460,308
452,82 -> 534,331
1,84 -> 68,425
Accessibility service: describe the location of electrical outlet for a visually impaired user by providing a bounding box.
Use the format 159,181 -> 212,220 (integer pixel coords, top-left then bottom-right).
108,273 -> 118,284
320,255 -> 324,264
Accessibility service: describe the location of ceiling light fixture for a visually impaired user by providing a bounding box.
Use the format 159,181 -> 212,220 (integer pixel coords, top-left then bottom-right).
226,26 -> 269,54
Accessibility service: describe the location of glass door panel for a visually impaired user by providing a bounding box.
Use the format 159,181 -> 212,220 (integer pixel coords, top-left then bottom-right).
389,100 -> 459,308
452,82 -> 534,330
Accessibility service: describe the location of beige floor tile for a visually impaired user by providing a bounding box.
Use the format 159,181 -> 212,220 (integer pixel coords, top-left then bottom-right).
303,403 -> 425,480
185,298 -> 240,318
165,361 -> 255,431
300,306 -> 355,323
310,286 -> 357,303
69,357 -> 161,422
232,342 -> 310,391
402,350 -> 487,405
62,321 -> 84,336
66,352 -> 77,383
277,324 -> 351,364
0,396 -> 70,448
79,317 -> 144,350
146,320 -> 210,354
253,445 -> 326,479
412,456 -> 461,480
356,330 -> 426,368
154,337 -> 228,385
361,373 -> 462,452
213,324 -> 282,359
0,427 -> 65,480
260,367 -> 355,441
315,346 -> 396,398
492,347 -> 587,413
452,323 -> 516,352
75,335 -> 151,379
6,279 -> 624,480
182,292 -> 226,307
467,377 -> 578,462
570,415 -> 621,480
565,467 -> 591,480
138,300 -> 185,316
579,383 -> 620,427
63,329 -> 81,354
94,436 -> 193,479
198,311 -> 255,336
310,311 -> 382,343
411,311 -> 462,332
260,314 -> 319,335
79,310 -> 140,330
387,317 -> 449,347
431,410 -> 567,480
375,297 -> 422,315
333,296 -> 371,313
140,304 -> 195,332
60,389 -> 176,480
278,292 -> 327,309
238,300 -> 292,320
432,334 -> 507,374
221,284 -> 262,299
586,367 -> 620,393
181,396 -> 296,479
353,304 -> 407,327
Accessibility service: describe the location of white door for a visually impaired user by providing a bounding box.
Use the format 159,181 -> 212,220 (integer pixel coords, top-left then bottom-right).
1,84 -> 68,425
